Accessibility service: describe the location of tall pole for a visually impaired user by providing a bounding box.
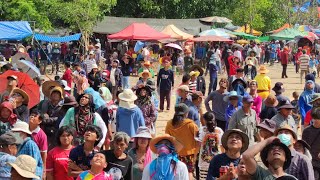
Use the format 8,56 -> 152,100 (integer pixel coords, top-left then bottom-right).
249,0 -> 253,34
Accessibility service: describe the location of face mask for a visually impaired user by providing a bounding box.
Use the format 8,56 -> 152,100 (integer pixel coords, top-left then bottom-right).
277,134 -> 291,146
155,144 -> 172,156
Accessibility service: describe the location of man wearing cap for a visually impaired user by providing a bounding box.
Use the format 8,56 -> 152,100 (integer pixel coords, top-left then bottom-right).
11,121 -> 43,179
83,51 -> 96,74
228,95 -> 258,145
254,65 -> 271,99
176,85 -> 192,106
299,50 -> 310,84
0,132 -> 20,179
0,75 -> 18,103
275,125 -> 314,180
303,107 -> 320,179
271,100 -> 297,133
120,54 -> 134,89
242,137 -> 296,179
206,129 -> 249,180
138,61 -> 155,78
205,78 -> 229,130
191,65 -> 206,95
157,58 -> 174,112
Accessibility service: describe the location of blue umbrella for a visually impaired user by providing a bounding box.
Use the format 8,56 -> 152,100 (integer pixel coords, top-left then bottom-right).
134,41 -> 145,52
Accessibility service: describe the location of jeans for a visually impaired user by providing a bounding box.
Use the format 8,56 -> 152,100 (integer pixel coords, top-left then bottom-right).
208,73 -> 217,95
122,76 -> 130,89
160,90 -> 171,110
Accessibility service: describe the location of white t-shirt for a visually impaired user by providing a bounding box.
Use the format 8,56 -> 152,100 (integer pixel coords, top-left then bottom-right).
110,68 -> 116,86
142,160 -> 188,180
254,46 -> 262,58
83,58 -> 96,73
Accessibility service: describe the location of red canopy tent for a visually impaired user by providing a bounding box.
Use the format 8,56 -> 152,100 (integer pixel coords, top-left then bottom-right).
192,35 -> 233,42
108,23 -> 170,40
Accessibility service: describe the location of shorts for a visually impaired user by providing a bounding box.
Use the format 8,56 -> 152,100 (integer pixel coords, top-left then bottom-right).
179,154 -> 196,172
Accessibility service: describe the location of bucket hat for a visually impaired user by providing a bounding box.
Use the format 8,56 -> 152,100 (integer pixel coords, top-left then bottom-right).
7,155 -> 40,179
274,124 -> 297,140
62,96 -> 78,106
258,65 -> 269,73
277,100 -> 294,110
11,121 -> 32,135
223,91 -> 242,102
264,94 -> 279,107
138,69 -> 152,78
11,88 -> 29,105
174,103 -> 190,115
221,129 -> 249,153
272,82 -> 285,93
119,89 -> 138,109
257,119 -> 277,133
132,126 -> 152,139
42,81 -> 62,98
150,134 -> 183,154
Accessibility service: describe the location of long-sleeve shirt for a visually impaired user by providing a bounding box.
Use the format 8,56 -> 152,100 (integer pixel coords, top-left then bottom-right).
205,90 -> 228,121
62,68 -> 72,88
281,51 -> 289,65
120,59 -> 133,76
285,150 -> 315,180
157,68 -> 174,91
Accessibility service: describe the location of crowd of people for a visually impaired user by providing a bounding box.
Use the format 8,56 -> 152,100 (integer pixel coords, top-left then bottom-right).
0,38 -> 319,180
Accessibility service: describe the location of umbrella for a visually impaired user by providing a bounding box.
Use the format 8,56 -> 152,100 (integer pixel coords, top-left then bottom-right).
11,52 -> 33,64
199,16 -> 232,23
134,41 -> 145,52
15,60 -> 41,79
232,43 -> 244,49
164,43 -> 183,50
0,70 -> 40,108
192,36 -> 233,42
199,29 -> 230,38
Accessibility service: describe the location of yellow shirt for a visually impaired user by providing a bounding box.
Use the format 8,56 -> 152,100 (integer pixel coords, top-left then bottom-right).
254,74 -> 271,91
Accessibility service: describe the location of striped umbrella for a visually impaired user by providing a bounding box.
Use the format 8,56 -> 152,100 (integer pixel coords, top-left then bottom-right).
198,29 -> 230,38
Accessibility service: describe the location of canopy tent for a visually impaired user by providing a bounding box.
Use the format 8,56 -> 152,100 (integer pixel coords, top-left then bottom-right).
295,32 -> 318,43
256,36 -> 270,42
0,21 -> 33,40
297,25 -> 312,32
198,29 -> 230,38
215,28 -> 237,38
34,33 -> 81,42
108,23 -> 170,40
266,23 -> 291,34
270,28 -> 305,40
161,24 -> 193,40
199,16 -> 232,23
192,35 -> 233,42
230,31 -> 257,40
234,25 -> 262,36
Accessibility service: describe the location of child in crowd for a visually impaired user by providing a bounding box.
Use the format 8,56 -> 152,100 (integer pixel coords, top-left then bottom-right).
309,53 -> 318,77
197,112 -> 224,180
29,110 -> 48,174
291,91 -> 300,127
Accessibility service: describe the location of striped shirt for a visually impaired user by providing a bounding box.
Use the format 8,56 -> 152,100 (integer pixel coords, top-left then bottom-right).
285,150 -> 315,180
299,54 -> 310,71
189,80 -> 197,93
83,59 -> 96,73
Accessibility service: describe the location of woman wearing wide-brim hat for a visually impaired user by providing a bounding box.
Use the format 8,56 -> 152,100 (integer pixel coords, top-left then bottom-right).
260,94 -> 279,119
142,134 -> 188,180
42,80 -> 63,98
10,88 -> 30,122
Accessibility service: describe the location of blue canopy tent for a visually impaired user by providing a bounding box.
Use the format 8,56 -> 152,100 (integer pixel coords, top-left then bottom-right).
0,21 -> 33,40
34,33 -> 81,42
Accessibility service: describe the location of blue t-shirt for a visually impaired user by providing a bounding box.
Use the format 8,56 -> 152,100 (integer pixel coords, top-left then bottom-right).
270,44 -> 277,59
188,103 -> 200,127
206,153 -> 240,180
69,145 -> 95,171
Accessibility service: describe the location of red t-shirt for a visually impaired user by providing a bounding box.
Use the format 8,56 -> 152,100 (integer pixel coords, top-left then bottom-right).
32,127 -> 48,152
304,110 -> 312,126
46,146 -> 74,180
62,68 -> 73,88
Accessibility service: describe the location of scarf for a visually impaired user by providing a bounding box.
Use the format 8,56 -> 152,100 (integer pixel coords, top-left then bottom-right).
149,152 -> 179,180
0,102 -> 17,126
75,105 -> 94,136
137,95 -> 151,106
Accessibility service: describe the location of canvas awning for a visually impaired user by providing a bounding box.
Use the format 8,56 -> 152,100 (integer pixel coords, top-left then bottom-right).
161,24 -> 193,40
0,21 -> 33,40
34,33 -> 81,42
234,25 -> 262,36
270,28 -> 305,40
193,35 -> 233,42
108,23 -> 170,40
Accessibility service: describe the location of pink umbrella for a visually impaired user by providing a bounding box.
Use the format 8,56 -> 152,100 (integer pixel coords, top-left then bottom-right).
164,43 -> 183,50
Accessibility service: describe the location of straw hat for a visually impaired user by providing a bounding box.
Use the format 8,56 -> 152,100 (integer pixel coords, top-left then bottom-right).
138,70 -> 152,78
189,71 -> 200,77
119,89 -> 138,109
11,88 -> 29,105
150,134 -> 183,154
143,61 -> 151,67
258,65 -> 269,74
7,155 -> 40,179
274,124 -> 297,140
132,126 -> 152,139
221,129 -> 249,153
49,86 -> 64,99
42,81 -> 62,98
11,121 -> 32,135
264,94 -> 279,107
